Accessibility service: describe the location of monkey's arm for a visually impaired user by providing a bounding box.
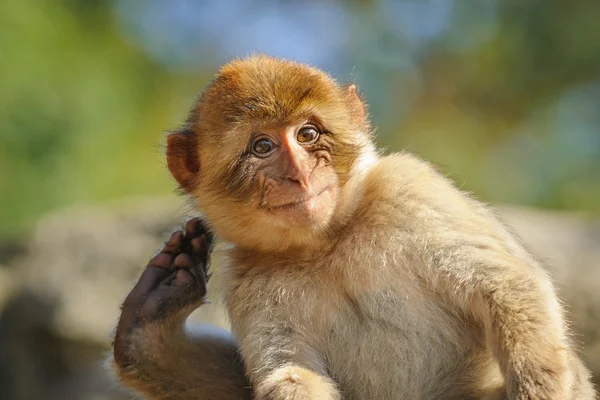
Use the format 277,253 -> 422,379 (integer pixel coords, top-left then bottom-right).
233,316 -> 340,400
112,318 -> 251,400
110,220 -> 252,400
379,153 -> 592,398
431,238 -> 578,399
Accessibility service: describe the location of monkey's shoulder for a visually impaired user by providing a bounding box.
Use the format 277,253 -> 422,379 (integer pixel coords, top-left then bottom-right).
358,152 -> 509,243
361,153 -> 465,219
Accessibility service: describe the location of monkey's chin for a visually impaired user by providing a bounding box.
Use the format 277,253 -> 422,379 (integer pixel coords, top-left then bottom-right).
268,187 -> 336,228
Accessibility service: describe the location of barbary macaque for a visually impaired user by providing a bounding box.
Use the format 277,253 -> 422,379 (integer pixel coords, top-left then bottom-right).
110,55 -> 595,400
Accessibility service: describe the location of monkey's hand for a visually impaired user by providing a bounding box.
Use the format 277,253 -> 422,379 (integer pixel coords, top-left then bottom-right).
256,366 -> 340,400
110,219 -> 252,400
113,218 -> 212,368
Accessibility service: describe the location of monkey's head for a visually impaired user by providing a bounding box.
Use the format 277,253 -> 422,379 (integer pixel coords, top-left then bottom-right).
167,55 -> 375,252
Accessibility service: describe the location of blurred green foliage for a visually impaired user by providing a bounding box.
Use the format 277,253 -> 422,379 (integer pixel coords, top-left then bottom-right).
1,0 -> 599,239
0,0 -> 202,237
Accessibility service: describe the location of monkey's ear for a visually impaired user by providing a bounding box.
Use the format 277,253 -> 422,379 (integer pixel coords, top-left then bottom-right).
166,132 -> 200,192
347,84 -> 366,125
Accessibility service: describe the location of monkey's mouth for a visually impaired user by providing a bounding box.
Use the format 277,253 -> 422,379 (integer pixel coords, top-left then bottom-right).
267,186 -> 331,212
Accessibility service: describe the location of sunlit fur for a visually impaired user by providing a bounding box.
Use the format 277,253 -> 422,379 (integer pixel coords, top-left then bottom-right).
116,55 -> 595,400
222,152 -> 594,399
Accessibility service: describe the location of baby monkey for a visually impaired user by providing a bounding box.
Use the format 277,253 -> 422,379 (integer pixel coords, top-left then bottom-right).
111,55 -> 595,400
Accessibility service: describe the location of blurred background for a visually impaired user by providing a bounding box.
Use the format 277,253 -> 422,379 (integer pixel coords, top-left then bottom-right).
0,0 -> 599,399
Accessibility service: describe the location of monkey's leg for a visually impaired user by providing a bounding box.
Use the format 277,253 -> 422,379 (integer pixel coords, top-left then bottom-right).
110,219 -> 252,400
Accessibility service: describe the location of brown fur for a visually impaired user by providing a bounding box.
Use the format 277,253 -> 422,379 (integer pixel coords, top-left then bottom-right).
111,55 -> 595,400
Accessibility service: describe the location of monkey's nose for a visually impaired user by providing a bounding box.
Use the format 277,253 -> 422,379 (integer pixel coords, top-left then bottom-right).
284,173 -> 311,190
281,151 -> 312,189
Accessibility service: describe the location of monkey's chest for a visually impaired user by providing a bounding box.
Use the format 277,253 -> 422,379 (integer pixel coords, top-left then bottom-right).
324,290 -> 481,400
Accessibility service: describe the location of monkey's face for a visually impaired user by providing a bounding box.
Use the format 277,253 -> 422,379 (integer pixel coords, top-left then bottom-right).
177,117 -> 346,252
246,119 -> 339,225
167,55 -> 372,251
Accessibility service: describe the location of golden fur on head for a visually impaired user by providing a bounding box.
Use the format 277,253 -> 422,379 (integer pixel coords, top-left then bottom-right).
190,55 -> 370,135
173,55 -> 375,252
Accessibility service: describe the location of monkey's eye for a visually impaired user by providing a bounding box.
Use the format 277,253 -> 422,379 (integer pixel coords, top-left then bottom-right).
251,137 -> 275,157
297,126 -> 320,144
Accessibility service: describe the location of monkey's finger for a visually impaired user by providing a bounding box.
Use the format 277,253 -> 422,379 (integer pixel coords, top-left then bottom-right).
190,235 -> 210,262
162,231 -> 184,254
190,238 -> 211,279
131,266 -> 173,295
185,218 -> 214,246
147,252 -> 175,269
173,253 -> 195,270
170,269 -> 195,286
173,253 -> 209,290
185,218 -> 202,238
190,260 -> 209,294
173,250 -> 209,290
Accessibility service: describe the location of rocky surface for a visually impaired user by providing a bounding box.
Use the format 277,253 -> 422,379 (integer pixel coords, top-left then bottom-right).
0,196 -> 598,399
